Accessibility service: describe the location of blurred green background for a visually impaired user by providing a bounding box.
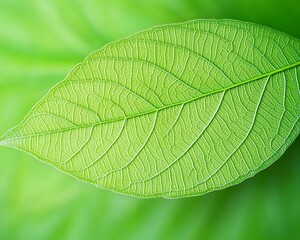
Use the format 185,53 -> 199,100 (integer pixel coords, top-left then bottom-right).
0,0 -> 299,239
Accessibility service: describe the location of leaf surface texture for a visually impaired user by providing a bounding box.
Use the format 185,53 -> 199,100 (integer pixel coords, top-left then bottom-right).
1,19 -> 300,198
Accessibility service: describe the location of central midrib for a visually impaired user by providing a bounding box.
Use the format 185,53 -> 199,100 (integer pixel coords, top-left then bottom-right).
1,61 -> 300,143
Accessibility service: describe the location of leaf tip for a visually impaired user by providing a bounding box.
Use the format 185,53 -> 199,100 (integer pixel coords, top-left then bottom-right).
0,140 -> 7,146
0,133 -> 10,147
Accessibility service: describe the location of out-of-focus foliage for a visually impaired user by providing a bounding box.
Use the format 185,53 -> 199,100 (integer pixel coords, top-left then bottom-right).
0,0 -> 299,239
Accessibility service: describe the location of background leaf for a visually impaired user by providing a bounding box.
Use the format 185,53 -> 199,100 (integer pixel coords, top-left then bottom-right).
0,0 -> 300,239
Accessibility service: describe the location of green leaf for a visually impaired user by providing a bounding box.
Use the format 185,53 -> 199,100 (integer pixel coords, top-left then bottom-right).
0,19 -> 299,198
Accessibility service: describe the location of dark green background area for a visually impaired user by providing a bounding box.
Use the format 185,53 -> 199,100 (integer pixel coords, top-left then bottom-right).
0,0 -> 299,239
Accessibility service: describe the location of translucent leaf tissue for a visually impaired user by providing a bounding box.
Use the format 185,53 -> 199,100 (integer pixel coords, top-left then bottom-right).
0,19 -> 299,198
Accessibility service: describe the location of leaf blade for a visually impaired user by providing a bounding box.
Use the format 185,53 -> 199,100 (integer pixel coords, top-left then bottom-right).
1,19 -> 300,198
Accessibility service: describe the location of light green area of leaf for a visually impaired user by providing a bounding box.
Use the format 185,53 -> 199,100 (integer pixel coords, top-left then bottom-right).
1,0 -> 300,239
1,19 -> 299,198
